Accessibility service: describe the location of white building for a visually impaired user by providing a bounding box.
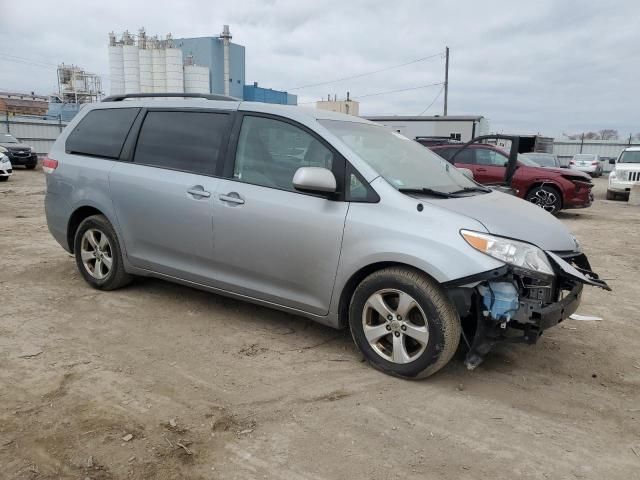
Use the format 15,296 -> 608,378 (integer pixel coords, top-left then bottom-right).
364,115 -> 489,143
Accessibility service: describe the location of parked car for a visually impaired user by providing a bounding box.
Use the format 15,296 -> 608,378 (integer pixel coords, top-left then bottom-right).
0,153 -> 12,181
570,153 -> 603,177
522,152 -> 562,169
607,146 -> 640,200
0,133 -> 38,169
430,144 -> 593,214
43,94 -> 608,379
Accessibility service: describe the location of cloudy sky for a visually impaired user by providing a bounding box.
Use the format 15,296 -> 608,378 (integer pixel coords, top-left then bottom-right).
1,0 -> 638,136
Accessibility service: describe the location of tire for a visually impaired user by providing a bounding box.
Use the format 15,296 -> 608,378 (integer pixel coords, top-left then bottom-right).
525,185 -> 562,214
348,267 -> 461,379
25,163 -> 37,170
73,214 -> 132,290
606,190 -> 616,200
0,176 -> 7,182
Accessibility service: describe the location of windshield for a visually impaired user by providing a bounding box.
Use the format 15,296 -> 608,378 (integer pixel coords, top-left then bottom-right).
0,134 -> 18,143
319,120 -> 477,193
619,151 -> 640,164
523,153 -> 557,167
573,154 -> 595,161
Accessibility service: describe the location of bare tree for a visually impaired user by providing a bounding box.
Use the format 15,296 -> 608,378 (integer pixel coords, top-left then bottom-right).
598,129 -> 619,140
584,131 -> 599,140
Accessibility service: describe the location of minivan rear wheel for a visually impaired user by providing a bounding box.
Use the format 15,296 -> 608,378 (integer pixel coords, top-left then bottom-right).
73,214 -> 132,290
349,267 -> 461,379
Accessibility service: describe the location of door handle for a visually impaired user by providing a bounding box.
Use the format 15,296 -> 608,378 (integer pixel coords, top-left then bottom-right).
187,186 -> 211,198
219,193 -> 245,205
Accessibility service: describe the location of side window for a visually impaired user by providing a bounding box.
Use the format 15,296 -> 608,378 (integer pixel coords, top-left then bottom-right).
448,148 -> 473,164
134,111 -> 229,175
435,148 -> 454,161
234,116 -> 333,192
476,148 -> 507,166
66,108 -> 140,158
346,164 -> 378,202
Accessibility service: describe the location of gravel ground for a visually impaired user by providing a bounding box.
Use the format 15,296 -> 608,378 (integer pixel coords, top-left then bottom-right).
1,169 -> 639,479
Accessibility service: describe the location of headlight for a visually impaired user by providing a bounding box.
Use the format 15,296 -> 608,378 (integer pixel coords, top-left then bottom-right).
609,170 -> 616,178
0,154 -> 8,163
0,146 -> 6,153
461,230 -> 555,276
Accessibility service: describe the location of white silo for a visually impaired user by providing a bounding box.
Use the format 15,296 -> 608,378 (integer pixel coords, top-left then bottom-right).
151,47 -> 166,93
165,47 -> 184,92
139,48 -> 153,93
108,44 -> 125,95
122,33 -> 140,94
184,65 -> 210,94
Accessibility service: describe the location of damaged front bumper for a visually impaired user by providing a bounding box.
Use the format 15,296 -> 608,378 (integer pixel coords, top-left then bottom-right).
444,251 -> 609,369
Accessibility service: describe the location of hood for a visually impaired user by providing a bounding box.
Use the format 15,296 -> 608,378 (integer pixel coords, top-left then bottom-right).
426,191 -> 576,251
0,142 -> 32,150
616,163 -> 640,171
521,164 -> 590,180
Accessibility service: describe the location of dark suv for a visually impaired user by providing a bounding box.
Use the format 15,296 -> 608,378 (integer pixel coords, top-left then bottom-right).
0,134 -> 38,169
430,144 -> 593,214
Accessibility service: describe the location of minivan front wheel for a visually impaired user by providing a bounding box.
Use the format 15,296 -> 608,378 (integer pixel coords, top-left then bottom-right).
74,214 -> 132,290
349,267 -> 460,379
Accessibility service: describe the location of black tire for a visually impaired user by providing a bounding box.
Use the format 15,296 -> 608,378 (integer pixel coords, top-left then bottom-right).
606,190 -> 616,200
348,267 -> 461,379
73,214 -> 132,290
0,176 -> 8,182
25,163 -> 37,170
525,185 -> 562,214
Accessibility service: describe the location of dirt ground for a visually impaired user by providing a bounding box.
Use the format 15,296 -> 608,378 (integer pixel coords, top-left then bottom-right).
1,168 -> 639,480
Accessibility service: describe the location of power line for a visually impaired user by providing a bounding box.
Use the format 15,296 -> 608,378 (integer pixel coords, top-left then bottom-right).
298,81 -> 444,105
286,51 -> 444,91
417,85 -> 444,115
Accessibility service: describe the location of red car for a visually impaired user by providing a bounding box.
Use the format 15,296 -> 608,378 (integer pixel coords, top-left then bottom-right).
430,144 -> 594,214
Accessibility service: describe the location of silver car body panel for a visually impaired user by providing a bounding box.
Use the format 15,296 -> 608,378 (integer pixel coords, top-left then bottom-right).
44,99 -> 578,329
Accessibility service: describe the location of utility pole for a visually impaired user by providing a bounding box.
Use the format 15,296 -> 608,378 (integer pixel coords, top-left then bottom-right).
443,46 -> 449,116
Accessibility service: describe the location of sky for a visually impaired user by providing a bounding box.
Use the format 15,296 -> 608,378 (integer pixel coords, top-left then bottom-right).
1,0 -> 638,137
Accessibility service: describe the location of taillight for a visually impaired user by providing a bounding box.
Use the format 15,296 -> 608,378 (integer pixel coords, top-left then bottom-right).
42,156 -> 58,174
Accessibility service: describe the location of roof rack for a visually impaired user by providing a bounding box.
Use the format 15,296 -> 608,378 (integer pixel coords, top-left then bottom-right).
102,93 -> 239,102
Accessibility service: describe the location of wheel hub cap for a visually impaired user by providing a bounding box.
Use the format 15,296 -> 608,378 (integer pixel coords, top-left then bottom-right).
80,228 -> 113,280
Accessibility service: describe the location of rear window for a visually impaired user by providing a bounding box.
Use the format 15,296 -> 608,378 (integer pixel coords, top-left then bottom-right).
133,111 -> 230,175
66,108 -> 140,158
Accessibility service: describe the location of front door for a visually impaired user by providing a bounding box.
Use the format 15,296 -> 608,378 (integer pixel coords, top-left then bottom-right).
474,148 -> 508,184
211,115 -> 348,315
110,109 -> 230,282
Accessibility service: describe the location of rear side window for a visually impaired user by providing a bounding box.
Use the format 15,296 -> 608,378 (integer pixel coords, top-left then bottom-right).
134,111 -> 229,175
436,148 -> 473,164
66,108 -> 140,158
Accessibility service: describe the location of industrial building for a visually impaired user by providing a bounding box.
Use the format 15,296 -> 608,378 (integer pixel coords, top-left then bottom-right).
316,93 -> 359,116
0,91 -> 49,116
364,115 -> 489,142
108,26 -> 296,105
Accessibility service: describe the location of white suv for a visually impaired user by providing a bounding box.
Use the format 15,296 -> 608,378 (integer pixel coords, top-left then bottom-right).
0,153 -> 12,181
607,147 -> 640,200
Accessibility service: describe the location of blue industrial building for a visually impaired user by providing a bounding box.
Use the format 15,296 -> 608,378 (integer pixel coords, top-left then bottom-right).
243,83 -> 297,105
174,36 -> 246,99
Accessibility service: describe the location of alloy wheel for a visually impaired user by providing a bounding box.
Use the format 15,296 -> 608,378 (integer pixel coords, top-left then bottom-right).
80,228 -> 113,280
528,188 -> 559,213
361,289 -> 429,364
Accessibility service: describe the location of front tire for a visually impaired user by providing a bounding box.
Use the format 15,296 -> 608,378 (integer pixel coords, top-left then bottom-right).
606,190 -> 616,200
73,214 -> 132,290
349,267 -> 461,379
526,185 -> 562,214
0,176 -> 8,182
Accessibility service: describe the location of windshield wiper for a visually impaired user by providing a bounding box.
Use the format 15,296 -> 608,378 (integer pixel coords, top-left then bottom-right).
448,186 -> 491,194
398,187 -> 459,198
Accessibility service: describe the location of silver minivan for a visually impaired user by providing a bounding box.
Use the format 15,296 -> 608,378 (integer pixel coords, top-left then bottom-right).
44,93 -> 609,379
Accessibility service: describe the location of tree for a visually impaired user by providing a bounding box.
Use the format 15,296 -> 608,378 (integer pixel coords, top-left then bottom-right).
584,132 -> 599,140
635,133 -> 640,141
598,129 -> 619,140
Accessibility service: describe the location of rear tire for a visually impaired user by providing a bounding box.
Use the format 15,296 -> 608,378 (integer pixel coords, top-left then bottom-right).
606,190 -> 616,200
348,267 -> 461,379
525,185 -> 562,214
73,214 -> 132,291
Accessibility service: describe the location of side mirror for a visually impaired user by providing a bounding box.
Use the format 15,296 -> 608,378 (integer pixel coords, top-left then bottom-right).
458,167 -> 474,180
293,167 -> 337,194
609,158 -> 616,165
